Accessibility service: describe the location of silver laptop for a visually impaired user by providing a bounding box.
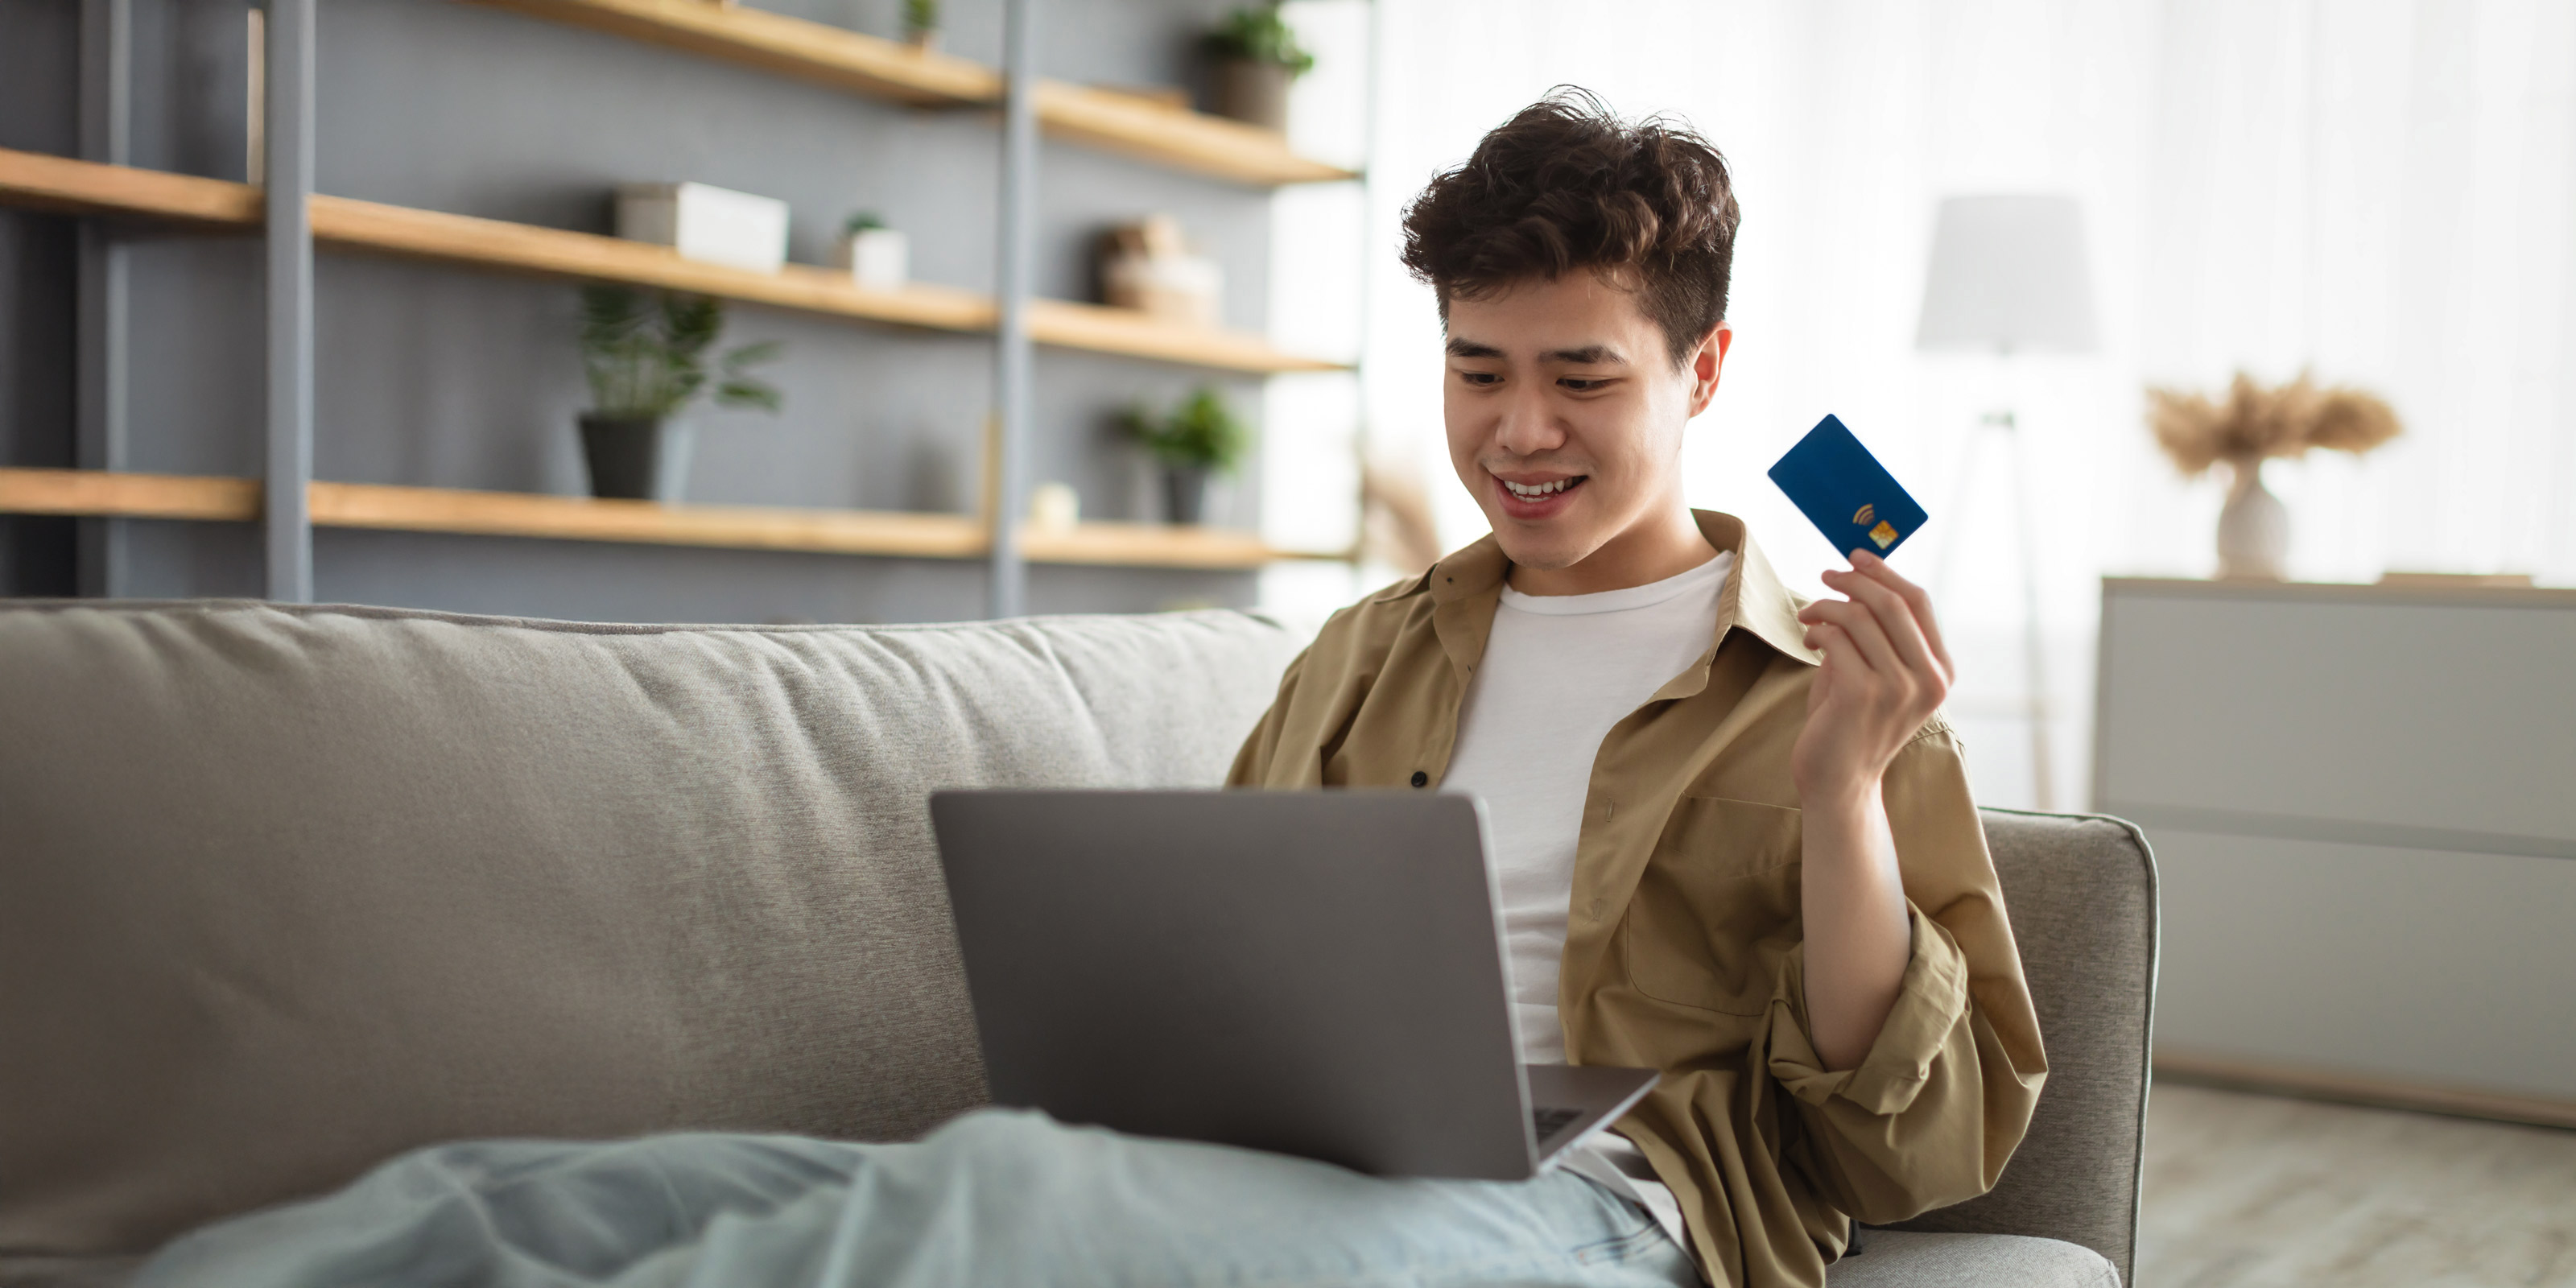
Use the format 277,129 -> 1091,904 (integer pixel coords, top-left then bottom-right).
927,789 -> 1659,1180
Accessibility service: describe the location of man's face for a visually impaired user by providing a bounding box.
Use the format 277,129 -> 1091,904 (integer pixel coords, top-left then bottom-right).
1443,270 -> 1728,576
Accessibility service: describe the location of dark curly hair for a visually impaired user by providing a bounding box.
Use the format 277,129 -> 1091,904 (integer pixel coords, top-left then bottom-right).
1400,89 -> 1740,366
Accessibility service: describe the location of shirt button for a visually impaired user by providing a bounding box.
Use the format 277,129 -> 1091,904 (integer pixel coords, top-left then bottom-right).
1410,770 -> 1430,788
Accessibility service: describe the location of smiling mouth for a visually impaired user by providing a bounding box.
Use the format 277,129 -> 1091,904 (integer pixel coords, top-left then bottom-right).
1501,476 -> 1586,500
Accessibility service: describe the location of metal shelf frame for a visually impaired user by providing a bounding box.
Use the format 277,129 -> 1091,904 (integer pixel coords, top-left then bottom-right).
263,0 -> 316,603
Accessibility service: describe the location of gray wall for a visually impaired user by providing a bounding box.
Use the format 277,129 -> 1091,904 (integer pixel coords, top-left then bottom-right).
2,0 -> 1276,621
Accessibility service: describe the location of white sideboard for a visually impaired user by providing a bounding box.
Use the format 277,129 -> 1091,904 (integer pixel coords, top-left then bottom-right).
2094,577 -> 2576,1110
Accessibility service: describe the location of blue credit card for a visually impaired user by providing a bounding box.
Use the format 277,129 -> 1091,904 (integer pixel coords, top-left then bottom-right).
1767,414 -> 1929,560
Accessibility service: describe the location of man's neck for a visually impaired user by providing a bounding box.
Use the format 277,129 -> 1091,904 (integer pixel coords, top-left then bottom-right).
1507,506 -> 1718,597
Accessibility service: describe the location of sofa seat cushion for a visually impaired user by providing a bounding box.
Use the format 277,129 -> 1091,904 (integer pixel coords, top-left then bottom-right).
1827,1231 -> 2120,1286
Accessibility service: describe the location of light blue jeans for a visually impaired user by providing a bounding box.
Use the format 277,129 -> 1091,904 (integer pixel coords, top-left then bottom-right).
139,1108 -> 1702,1288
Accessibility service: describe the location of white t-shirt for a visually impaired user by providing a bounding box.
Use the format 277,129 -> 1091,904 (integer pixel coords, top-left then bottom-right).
1440,549 -> 1734,1246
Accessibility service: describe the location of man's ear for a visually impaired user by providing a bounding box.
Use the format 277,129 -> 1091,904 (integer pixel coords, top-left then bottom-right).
1687,324 -> 1733,415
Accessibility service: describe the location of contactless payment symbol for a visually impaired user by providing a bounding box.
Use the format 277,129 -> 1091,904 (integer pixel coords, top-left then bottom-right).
1767,414 -> 1930,560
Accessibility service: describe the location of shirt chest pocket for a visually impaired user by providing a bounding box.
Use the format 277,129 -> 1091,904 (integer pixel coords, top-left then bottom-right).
1620,795 -> 1804,1017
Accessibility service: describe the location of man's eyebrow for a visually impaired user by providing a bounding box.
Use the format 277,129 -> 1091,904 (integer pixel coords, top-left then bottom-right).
1445,338 -> 1505,359
1540,345 -> 1627,365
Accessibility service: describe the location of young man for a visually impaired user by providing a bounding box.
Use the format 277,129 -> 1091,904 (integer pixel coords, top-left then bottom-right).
141,94 -> 2039,1288
1229,91 -> 2046,1285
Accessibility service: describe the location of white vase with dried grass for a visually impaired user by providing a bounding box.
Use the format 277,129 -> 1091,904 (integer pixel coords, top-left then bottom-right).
2147,372 -> 2403,580
2213,464 -> 2290,580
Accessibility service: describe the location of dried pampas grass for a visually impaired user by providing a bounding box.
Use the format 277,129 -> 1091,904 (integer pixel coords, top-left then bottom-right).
2146,371 -> 2401,477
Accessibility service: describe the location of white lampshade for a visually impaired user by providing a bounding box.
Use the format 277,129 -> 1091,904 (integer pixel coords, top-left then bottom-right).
1915,195 -> 2099,354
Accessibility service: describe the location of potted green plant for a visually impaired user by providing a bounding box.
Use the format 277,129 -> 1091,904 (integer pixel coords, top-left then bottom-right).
903,0 -> 939,51
1203,3 -> 1313,134
1124,386 -> 1250,525
576,284 -> 782,502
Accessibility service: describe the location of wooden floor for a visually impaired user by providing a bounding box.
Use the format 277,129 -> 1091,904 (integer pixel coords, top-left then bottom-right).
2136,1082 -> 2576,1287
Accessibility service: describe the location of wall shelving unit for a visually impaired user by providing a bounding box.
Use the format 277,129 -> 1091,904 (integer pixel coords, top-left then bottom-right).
1,0 -> 1364,609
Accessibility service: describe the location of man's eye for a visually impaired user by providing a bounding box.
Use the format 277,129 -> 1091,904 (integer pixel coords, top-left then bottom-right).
1459,371 -> 1501,386
1561,378 -> 1610,392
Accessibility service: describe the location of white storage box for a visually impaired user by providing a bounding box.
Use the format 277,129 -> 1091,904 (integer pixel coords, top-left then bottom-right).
616,182 -> 790,274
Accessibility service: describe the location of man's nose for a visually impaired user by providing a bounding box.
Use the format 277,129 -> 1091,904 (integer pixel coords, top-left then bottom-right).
1492,382 -> 1565,456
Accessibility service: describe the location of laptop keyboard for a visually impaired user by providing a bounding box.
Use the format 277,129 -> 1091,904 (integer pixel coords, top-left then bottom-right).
1531,1106 -> 1583,1142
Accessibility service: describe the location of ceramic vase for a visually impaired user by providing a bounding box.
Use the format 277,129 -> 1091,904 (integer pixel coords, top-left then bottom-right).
1027,481 -> 1080,532
580,415 -> 695,502
836,228 -> 910,290
2215,457 -> 2287,580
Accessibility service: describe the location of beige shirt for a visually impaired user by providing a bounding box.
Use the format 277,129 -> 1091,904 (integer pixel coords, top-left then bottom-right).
1228,511 -> 2049,1288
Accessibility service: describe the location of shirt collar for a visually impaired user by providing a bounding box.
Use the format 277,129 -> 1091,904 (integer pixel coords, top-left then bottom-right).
1406,510 -> 1823,668
1703,511 -> 1823,667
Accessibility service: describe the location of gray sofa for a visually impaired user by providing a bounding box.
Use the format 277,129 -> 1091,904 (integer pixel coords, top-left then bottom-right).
0,601 -> 2156,1287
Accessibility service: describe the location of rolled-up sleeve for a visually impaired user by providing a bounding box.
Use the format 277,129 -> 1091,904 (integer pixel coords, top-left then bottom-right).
1758,725 -> 2049,1224
1769,906 -> 1970,1117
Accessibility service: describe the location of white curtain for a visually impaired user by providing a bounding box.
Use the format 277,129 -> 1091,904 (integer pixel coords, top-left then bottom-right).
1307,0 -> 2576,807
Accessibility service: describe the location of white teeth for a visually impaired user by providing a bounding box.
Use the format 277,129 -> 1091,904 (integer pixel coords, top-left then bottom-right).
1503,477 -> 1579,498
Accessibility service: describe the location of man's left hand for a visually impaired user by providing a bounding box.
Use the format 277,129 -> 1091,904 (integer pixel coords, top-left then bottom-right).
1790,550 -> 1956,805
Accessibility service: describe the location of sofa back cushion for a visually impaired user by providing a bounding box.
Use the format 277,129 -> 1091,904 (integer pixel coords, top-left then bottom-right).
0,602 -> 1306,1258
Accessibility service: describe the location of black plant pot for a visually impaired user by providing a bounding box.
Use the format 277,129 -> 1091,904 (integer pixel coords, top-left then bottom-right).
1215,58 -> 1292,133
1162,465 -> 1211,526
579,415 -> 694,502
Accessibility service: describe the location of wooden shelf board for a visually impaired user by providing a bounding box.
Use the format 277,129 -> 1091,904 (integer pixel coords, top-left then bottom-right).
0,149 -> 1345,374
462,0 -> 1001,105
309,194 -> 1004,334
1022,520 -> 1315,569
308,481 -> 991,559
465,0 -> 1356,187
1023,298 -> 1343,374
0,469 -> 1331,570
1031,81 -> 1356,187
311,195 -> 1336,372
0,468 -> 258,521
0,147 -> 260,229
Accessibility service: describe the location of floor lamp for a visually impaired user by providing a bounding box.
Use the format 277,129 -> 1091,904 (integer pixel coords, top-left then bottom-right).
1914,195 -> 2099,811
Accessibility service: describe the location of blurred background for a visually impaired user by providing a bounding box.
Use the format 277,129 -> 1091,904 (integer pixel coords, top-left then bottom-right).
6,0 -> 2570,811
3,4 -> 2573,1282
